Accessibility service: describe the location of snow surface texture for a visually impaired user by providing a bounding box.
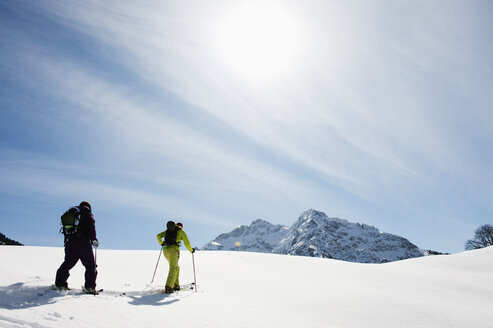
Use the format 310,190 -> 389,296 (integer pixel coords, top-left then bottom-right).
1,246 -> 492,328
203,209 -> 425,263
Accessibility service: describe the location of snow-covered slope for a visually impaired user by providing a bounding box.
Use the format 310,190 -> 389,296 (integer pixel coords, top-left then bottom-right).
273,209 -> 425,263
201,219 -> 289,252
1,246 -> 492,328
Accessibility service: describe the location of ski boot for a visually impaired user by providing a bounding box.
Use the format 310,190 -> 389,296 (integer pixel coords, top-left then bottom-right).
82,287 -> 99,295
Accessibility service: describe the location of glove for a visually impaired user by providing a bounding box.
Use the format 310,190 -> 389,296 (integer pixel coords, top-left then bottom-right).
91,239 -> 99,248
191,248 -> 196,253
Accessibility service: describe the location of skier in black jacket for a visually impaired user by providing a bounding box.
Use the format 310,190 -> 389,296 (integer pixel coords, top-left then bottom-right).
55,201 -> 99,293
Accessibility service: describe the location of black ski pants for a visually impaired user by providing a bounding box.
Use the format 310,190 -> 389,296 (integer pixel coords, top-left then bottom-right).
55,237 -> 97,289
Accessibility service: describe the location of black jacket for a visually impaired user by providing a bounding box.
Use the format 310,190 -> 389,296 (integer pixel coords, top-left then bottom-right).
65,205 -> 97,244
78,205 -> 97,241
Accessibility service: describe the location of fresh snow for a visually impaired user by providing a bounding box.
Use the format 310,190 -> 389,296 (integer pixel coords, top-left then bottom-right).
1,245 -> 493,327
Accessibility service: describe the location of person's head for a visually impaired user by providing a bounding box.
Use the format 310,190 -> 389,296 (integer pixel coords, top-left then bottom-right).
176,222 -> 183,229
166,221 -> 176,231
79,201 -> 91,211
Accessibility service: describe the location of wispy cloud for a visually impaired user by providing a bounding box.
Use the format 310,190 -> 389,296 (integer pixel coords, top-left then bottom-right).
1,0 -> 492,251
1,42 -> 327,221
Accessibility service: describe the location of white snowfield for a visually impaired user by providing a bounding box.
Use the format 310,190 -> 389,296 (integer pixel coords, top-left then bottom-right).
1,246 -> 492,328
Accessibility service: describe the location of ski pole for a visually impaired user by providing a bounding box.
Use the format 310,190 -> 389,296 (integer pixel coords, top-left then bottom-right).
151,246 -> 164,284
192,251 -> 197,292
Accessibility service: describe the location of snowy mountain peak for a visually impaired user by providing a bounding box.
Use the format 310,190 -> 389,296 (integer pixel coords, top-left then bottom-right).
273,210 -> 425,263
201,219 -> 289,252
249,219 -> 275,228
295,209 -> 381,235
203,209 -> 425,263
295,209 -> 349,229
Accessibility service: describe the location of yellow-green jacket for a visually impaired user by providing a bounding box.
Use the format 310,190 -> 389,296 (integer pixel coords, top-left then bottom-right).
157,228 -> 193,252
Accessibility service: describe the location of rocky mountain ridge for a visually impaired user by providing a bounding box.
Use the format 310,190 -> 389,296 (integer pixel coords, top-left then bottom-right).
202,209 -> 425,263
202,219 -> 289,252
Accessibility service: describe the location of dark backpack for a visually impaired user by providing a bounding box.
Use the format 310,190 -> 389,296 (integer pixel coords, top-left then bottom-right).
164,221 -> 179,246
60,207 -> 80,235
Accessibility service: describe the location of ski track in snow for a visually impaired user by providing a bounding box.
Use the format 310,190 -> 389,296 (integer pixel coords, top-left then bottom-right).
0,281 -> 196,308
0,279 -> 199,328
0,314 -> 51,328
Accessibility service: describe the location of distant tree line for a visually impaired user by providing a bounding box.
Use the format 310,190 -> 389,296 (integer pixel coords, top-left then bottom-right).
465,224 -> 493,250
0,232 -> 23,246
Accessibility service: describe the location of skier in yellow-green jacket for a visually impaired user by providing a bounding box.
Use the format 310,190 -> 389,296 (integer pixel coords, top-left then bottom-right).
157,221 -> 195,293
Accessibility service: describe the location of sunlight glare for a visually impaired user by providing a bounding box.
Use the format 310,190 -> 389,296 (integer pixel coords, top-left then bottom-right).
213,2 -> 302,82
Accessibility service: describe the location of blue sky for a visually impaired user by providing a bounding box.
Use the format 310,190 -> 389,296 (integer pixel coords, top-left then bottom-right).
1,0 -> 492,253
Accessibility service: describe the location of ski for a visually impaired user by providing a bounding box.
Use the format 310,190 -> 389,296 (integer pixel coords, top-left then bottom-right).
81,286 -> 103,295
156,282 -> 195,294
49,285 -> 103,296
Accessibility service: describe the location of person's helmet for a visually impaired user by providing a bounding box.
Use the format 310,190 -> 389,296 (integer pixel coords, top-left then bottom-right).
177,222 -> 183,229
79,201 -> 91,210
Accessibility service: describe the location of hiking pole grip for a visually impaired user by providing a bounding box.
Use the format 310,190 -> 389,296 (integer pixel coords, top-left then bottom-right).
192,251 -> 197,292
151,246 -> 164,284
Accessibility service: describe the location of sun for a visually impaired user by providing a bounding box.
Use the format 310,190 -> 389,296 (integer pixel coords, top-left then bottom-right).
212,2 -> 303,82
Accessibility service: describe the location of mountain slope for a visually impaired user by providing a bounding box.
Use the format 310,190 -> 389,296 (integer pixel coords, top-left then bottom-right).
0,232 -> 23,246
201,219 -> 289,252
273,209 -> 425,263
203,209 -> 425,263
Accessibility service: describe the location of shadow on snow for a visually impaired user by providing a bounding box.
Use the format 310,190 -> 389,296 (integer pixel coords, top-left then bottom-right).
0,283 -> 63,309
127,293 -> 179,306
0,283 -> 193,309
